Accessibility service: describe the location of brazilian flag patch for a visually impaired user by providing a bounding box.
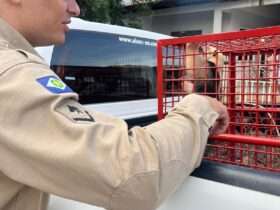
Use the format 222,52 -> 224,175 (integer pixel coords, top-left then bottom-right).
37,76 -> 73,94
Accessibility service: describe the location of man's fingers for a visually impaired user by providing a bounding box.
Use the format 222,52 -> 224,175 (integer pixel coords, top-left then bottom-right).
205,96 -> 230,136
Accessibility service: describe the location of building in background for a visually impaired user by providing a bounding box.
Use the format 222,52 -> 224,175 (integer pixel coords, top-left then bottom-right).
124,0 -> 280,36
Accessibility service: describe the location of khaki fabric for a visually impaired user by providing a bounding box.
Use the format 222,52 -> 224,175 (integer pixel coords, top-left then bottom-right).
0,18 -> 218,210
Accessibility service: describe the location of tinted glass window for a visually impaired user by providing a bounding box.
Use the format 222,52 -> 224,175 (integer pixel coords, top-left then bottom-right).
51,30 -> 157,104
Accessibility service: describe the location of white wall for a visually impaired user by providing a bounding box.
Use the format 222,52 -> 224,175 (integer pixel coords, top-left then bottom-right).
142,11 -> 213,36
140,1 -> 280,35
223,6 -> 280,32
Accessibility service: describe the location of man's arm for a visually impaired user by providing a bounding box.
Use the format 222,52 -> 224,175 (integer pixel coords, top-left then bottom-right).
0,58 -> 227,210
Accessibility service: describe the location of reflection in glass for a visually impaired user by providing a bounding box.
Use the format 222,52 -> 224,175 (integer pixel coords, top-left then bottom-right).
51,30 -> 157,104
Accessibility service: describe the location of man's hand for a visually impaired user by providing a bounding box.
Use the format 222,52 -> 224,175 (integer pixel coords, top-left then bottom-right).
205,96 -> 229,136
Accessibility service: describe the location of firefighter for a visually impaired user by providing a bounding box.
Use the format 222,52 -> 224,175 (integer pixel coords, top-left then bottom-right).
0,0 -> 229,210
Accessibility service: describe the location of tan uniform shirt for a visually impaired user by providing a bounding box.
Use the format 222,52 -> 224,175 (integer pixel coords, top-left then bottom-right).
0,18 -> 219,210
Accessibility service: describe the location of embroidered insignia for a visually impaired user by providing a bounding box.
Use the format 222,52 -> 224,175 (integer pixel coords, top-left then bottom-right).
67,105 -> 95,122
56,100 -> 95,124
37,76 -> 73,94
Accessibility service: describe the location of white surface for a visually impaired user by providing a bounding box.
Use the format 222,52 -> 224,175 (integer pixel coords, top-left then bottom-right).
84,98 -> 157,120
69,17 -> 170,40
48,196 -> 104,210
48,176 -> 280,210
158,176 -> 280,210
84,97 -> 176,120
35,46 -> 54,65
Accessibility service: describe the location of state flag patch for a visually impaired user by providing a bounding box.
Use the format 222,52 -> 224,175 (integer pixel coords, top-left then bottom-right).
37,75 -> 73,94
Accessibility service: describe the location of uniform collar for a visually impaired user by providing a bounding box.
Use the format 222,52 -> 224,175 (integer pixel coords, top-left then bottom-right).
0,18 -> 40,56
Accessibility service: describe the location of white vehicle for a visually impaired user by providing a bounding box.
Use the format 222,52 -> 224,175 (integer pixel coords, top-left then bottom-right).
36,18 -> 280,210
36,17 -> 170,123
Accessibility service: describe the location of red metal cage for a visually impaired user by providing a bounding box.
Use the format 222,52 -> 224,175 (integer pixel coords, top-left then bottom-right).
157,26 -> 280,172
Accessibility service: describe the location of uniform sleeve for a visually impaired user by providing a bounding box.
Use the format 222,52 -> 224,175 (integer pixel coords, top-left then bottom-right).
0,63 -> 218,210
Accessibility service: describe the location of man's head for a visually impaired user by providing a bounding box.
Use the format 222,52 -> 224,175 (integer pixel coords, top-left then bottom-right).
0,0 -> 80,46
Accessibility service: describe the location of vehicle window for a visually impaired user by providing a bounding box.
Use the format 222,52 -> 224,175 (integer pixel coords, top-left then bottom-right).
51,30 -> 157,104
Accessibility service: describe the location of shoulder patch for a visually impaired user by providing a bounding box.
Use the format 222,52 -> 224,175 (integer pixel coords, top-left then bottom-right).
56,100 -> 95,124
37,75 -> 73,94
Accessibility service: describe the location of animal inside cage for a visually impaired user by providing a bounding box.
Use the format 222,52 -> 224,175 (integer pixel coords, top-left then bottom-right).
157,26 -> 280,172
